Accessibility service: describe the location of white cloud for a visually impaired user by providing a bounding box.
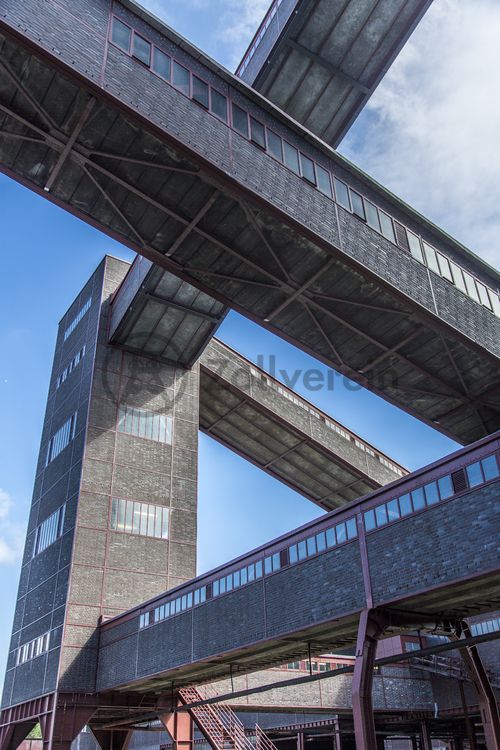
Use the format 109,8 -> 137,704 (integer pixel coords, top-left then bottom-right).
217,0 -> 271,69
340,0 -> 500,268
0,488 -> 24,564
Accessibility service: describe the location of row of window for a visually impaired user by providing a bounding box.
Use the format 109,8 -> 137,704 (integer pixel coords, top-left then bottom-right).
237,0 -> 283,74
56,345 -> 86,389
338,182 -> 500,316
137,450 -> 499,631
471,617 -> 500,636
45,412 -> 77,466
364,453 -> 499,533
110,498 -> 169,539
249,366 -> 405,476
109,16 -> 499,320
117,404 -> 172,444
286,660 -> 338,672
63,297 -> 91,341
16,632 -> 50,665
33,504 -> 66,557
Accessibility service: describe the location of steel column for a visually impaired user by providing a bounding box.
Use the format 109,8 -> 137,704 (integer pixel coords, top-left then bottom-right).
351,610 -> 386,750
160,705 -> 193,750
453,622 -> 500,750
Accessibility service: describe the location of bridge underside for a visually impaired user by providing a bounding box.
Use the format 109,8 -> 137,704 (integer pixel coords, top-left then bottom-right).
0,29 -> 499,446
239,0 -> 433,148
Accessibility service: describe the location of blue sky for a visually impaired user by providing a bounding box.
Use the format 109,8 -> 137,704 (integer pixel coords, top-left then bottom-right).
0,0 -> 499,680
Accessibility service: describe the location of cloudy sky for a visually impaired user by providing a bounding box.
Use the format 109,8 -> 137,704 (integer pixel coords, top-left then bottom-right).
0,0 -> 499,678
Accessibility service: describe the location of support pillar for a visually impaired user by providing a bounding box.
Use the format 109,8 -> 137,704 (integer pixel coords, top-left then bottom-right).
333,718 -> 342,750
40,705 -> 96,750
0,720 -> 37,750
160,706 -> 193,750
453,622 -> 500,750
351,610 -> 386,750
420,722 -> 432,750
297,732 -> 305,750
91,729 -> 132,750
459,682 -> 477,750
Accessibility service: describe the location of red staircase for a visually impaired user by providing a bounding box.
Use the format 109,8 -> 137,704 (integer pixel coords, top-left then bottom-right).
178,686 -> 277,750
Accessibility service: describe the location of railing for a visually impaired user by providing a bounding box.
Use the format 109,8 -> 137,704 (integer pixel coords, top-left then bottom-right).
411,654 -> 500,689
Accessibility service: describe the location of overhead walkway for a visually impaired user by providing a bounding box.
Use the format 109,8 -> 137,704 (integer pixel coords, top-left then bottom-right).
0,0 -> 499,443
236,0 -> 433,147
96,431 -> 500,693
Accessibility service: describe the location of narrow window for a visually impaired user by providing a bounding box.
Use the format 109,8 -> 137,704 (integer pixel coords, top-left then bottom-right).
462,271 -> 480,302
211,89 -> 227,122
333,178 -> 350,210
297,540 -> 307,560
466,461 -> 483,488
386,499 -> 400,521
247,564 -> 255,582
264,556 -> 273,574
300,153 -> 316,184
423,242 -> 440,274
283,142 -> 300,174
490,290 -> 500,317
267,129 -> 282,161
335,522 -> 347,544
345,517 -> 357,540
365,201 -> 380,231
111,18 -> 131,52
398,493 -> 412,516
289,544 -> 298,564
316,531 -> 326,551
133,34 -> 151,66
411,487 -> 425,511
250,117 -> 266,148
232,103 -> 249,136
423,481 -> 439,505
325,527 -> 336,547
379,211 -> 396,243
364,509 -> 376,531
450,261 -> 467,293
233,570 -> 240,587
476,281 -> 493,309
482,454 -> 499,481
407,230 -> 424,263
255,560 -> 263,578
394,222 -> 410,251
350,191 -> 365,220
240,567 -> 248,585
375,505 -> 388,527
437,253 -> 453,282
316,165 -> 332,197
437,474 -> 453,500
152,48 -> 171,80
192,76 -> 209,108
172,61 -> 190,95
306,536 -> 316,556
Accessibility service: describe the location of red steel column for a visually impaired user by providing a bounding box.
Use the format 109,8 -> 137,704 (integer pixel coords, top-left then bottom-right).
352,610 -> 386,750
453,623 -> 500,750
160,707 -> 193,750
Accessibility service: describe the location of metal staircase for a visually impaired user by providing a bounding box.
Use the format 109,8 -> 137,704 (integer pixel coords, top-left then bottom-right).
178,686 -> 277,750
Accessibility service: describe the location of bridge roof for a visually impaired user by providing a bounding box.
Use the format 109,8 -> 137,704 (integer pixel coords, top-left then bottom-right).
0,0 -> 499,446
236,0 -> 433,147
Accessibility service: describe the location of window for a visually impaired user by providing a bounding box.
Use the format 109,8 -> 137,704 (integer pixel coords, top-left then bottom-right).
476,281 -> 492,310
399,493 -> 412,517
437,474 -> 453,500
407,230 -> 424,263
250,117 -> 266,149
111,18 -> 131,52
422,242 -> 440,274
365,201 -> 380,231
437,252 -> 453,282
482,454 -> 499,481
462,271 -> 480,302
386,498 -> 400,521
411,487 -> 425,511
423,481 -> 439,505
379,211 -> 395,243
46,413 -> 77,465
300,153 -> 316,184
283,142 -> 300,174
33,505 -> 65,557
267,129 -> 282,161
56,346 -> 86,389
17,632 -> 50,665
375,505 -> 388,527
264,552 -> 281,573
211,89 -> 227,122
316,165 -> 332,197
192,76 -> 209,108
111,498 -> 169,539
232,103 -> 249,136
64,297 -> 91,340
117,405 -> 172,443
466,461 -> 483,488
172,61 -> 190,95
152,48 -> 171,80
333,178 -> 350,210
350,191 -> 365,220
450,261 -> 467,293
364,509 -> 376,531
133,34 -> 151,66
394,222 -> 410,251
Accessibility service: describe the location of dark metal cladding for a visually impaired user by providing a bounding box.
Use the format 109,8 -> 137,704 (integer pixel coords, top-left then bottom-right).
236,0 -> 434,148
